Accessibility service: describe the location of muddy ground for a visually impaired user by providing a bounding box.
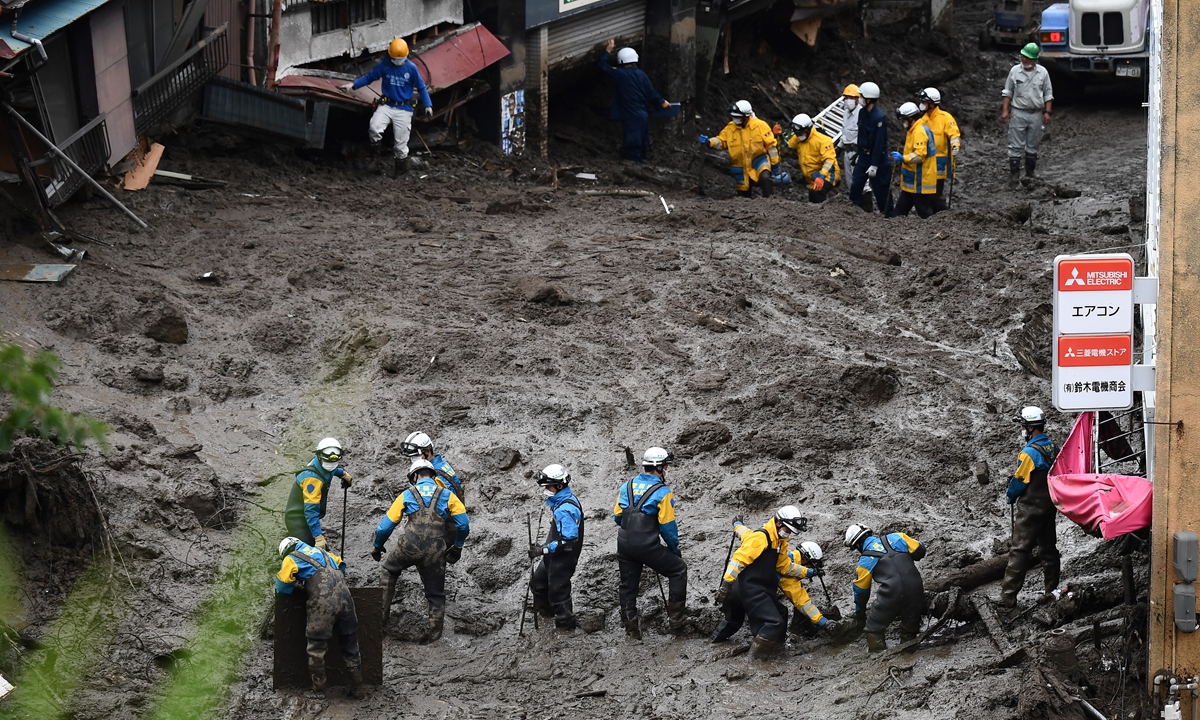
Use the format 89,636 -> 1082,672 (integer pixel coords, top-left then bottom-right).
0,0 -> 1153,718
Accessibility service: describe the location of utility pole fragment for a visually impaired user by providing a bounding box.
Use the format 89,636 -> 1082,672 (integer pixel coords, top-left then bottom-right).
1149,0 -> 1200,710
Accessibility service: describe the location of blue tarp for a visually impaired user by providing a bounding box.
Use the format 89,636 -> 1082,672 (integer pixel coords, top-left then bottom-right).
0,0 -> 116,57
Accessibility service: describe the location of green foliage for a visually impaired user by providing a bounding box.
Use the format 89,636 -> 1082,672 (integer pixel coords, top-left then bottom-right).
0,343 -> 107,455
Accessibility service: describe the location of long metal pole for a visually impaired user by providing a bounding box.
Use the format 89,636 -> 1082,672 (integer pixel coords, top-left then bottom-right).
2,103 -> 147,228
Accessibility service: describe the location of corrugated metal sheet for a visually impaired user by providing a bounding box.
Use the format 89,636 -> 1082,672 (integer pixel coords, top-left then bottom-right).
546,0 -> 645,68
0,0 -> 118,58
204,0 -> 243,80
202,77 -> 328,147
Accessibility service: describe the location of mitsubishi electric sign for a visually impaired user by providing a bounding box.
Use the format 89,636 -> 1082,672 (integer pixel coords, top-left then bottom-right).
1052,254 -> 1136,411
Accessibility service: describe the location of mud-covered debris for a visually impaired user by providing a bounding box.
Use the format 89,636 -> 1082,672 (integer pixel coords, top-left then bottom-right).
576,609 -> 605,633
143,306 -> 189,344
1100,224 -> 1130,235
975,460 -> 990,484
676,421 -> 732,453
515,277 -> 573,305
132,364 -> 165,382
1052,186 -> 1082,199
1008,303 -> 1053,379
486,199 -> 524,215
490,447 -> 521,470
689,311 -> 737,333
1004,203 -> 1033,225
165,443 -> 203,458
839,364 -> 900,405
689,369 -> 729,392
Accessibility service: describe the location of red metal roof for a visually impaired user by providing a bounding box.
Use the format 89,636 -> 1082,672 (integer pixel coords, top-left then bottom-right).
276,23 -> 509,108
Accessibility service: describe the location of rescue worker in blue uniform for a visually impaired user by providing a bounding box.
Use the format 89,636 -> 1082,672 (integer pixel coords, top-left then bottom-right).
340,38 -> 433,177
597,39 -> 671,162
614,447 -> 688,638
276,536 -> 361,696
372,458 -> 470,642
285,437 -> 352,549
848,81 -> 894,216
529,464 -> 585,631
401,430 -> 466,501
1001,406 -> 1061,607
713,507 -> 812,658
844,523 -> 926,652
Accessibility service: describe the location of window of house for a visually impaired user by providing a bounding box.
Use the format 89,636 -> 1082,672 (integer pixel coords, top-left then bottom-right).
311,0 -> 385,35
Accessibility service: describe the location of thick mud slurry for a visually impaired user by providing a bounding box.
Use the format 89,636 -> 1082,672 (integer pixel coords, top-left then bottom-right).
0,2 -> 1153,719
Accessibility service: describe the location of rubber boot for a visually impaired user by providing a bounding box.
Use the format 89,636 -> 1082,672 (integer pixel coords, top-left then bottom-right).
423,606 -> 445,643
1043,556 -> 1061,594
311,672 -> 327,693
865,630 -> 887,653
393,157 -> 410,178
620,605 -> 641,640
749,635 -> 781,660
1025,154 -> 1037,178
1008,157 -> 1021,188
346,667 -> 363,699
381,571 -> 398,626
710,618 -> 736,643
666,601 -> 687,635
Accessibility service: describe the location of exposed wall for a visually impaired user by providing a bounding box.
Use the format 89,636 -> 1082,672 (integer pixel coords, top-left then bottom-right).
91,1 -> 137,165
277,0 -> 462,74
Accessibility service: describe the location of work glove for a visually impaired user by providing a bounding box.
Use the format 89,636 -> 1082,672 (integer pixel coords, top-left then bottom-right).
812,174 -> 825,191
446,545 -> 463,564
334,468 -> 353,488
715,581 -> 732,606
774,171 -> 790,185
852,611 -> 866,630
1006,476 -> 1027,504
313,535 -> 327,550
338,82 -> 354,92
824,619 -> 840,635
866,165 -> 878,179
528,543 -> 546,560
698,134 -> 710,145
811,566 -> 825,578
423,106 -> 433,118
951,145 -> 960,156
732,515 -> 743,527
371,546 -> 383,562
890,151 -> 903,163
772,123 -> 782,135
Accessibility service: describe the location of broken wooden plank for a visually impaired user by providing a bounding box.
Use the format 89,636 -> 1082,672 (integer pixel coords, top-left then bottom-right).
152,169 -> 228,189
0,263 -> 76,282
971,594 -> 1027,668
925,554 -> 1008,593
124,142 -> 164,190
578,189 -> 655,197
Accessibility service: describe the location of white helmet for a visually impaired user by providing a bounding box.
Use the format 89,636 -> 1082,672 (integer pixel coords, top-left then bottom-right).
918,87 -> 941,105
728,100 -> 753,121
616,47 -> 638,64
537,464 -> 571,487
844,523 -> 872,549
401,431 -> 433,457
858,81 -> 880,100
774,505 -> 807,536
642,446 -> 674,468
799,540 -> 823,563
279,536 -> 302,557
896,101 -> 922,119
316,437 -> 343,462
1017,406 -> 1045,426
790,113 -> 814,135
407,458 -> 436,480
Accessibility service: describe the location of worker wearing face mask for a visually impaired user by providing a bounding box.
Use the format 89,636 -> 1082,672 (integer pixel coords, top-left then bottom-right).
699,100 -> 782,198
848,81 -> 893,215
529,464 -> 585,631
340,38 -> 433,178
916,87 -> 961,209
1001,43 -> 1054,187
838,85 -> 863,181
784,113 -> 838,204
890,102 -> 939,218
285,437 -> 353,549
1000,406 -> 1061,608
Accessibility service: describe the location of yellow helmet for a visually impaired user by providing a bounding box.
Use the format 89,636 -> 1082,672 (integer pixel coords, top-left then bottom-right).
842,84 -> 861,98
388,38 -> 409,60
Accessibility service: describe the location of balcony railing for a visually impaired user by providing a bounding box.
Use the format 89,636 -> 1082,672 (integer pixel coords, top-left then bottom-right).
133,23 -> 229,134
43,113 -> 110,207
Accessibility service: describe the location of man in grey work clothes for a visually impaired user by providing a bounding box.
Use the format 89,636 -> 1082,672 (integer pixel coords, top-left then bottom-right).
1001,42 -> 1054,187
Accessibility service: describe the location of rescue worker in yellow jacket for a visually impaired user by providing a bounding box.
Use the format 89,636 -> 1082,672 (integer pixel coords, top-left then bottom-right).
711,518 -> 840,643
917,87 -> 962,209
699,100 -> 781,197
890,102 -> 939,219
714,506 -> 808,659
785,113 -> 838,204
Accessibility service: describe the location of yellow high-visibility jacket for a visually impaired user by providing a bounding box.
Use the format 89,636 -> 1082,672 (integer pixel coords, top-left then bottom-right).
899,120 -> 938,195
786,129 -> 838,190
708,116 -> 780,191
923,106 -> 961,180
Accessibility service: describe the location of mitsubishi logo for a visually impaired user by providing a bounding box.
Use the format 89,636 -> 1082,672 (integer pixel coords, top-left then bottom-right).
1064,267 -> 1084,286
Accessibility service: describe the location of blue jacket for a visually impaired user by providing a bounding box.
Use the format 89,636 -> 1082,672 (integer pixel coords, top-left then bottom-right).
373,476 -> 470,548
857,104 -> 891,168
612,472 -> 679,552
545,487 -> 583,553
296,459 -> 336,539
597,53 -> 664,120
431,454 -> 463,497
351,58 -> 432,110
275,541 -> 344,595
853,532 -> 924,613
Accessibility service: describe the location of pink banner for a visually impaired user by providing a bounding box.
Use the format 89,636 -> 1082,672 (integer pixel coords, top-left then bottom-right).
1048,412 -> 1151,539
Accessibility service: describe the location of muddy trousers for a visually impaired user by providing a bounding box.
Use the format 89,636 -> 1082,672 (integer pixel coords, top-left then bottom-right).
617,542 -> 687,611
893,191 -> 937,219
849,162 -> 893,215
381,555 -> 447,625
715,585 -> 787,641
531,553 -> 579,629
1002,496 -> 1061,602
1007,107 -> 1044,159
621,115 -> 650,162
368,104 -> 414,160
306,632 -> 362,681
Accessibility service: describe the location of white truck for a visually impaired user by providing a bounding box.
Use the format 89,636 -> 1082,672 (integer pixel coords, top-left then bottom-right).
1037,0 -> 1149,78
